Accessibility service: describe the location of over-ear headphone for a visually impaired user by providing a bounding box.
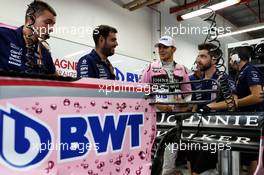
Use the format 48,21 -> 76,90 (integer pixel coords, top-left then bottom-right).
230,46 -> 253,64
254,41 -> 264,63
231,53 -> 240,64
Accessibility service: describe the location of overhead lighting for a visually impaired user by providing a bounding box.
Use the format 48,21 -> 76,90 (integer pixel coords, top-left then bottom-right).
179,0 -> 241,20
218,23 -> 264,38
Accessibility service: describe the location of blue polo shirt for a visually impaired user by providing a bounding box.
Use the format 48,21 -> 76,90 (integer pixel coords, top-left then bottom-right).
189,72 -> 236,174
76,49 -> 115,80
0,26 -> 56,74
236,63 -> 263,112
189,73 -> 203,101
201,72 -> 236,103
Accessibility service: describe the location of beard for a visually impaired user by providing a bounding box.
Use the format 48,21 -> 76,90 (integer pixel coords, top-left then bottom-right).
199,62 -> 212,71
101,43 -> 114,57
229,62 -> 239,71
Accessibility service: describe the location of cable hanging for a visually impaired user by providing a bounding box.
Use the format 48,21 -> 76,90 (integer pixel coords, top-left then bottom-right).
25,0 -> 49,74
203,0 -> 236,112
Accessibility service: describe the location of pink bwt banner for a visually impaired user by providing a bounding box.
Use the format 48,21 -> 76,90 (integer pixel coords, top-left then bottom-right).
0,77 -> 156,175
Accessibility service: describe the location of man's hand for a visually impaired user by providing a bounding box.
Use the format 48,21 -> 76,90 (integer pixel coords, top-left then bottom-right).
156,105 -> 173,112
174,95 -> 189,112
198,105 -> 211,113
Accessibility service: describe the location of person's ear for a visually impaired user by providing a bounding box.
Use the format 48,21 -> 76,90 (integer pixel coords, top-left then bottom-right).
172,47 -> 176,53
98,35 -> 105,46
211,56 -> 217,65
25,17 -> 32,25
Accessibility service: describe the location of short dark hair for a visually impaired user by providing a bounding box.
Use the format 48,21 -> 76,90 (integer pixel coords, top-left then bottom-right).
198,43 -> 223,64
25,0 -> 57,21
231,46 -> 252,61
93,25 -> 118,47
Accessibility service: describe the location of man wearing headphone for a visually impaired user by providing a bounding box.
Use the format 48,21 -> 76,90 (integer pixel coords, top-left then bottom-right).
0,0 -> 57,74
230,46 -> 263,111
229,46 -> 263,175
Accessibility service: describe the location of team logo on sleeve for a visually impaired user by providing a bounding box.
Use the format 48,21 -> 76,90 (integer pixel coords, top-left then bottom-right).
82,59 -> 87,64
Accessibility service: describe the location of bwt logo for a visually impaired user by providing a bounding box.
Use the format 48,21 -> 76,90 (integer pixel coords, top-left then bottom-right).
0,106 -> 144,169
0,106 -> 52,169
59,113 -> 143,161
115,67 -> 139,82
